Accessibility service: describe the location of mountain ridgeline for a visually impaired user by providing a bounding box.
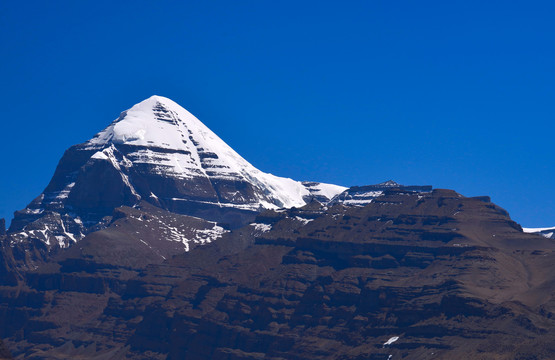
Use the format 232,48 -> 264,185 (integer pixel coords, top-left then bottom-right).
0,96 -> 554,360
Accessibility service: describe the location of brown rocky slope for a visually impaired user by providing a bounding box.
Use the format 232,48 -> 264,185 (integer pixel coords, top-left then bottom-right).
2,188 -> 555,359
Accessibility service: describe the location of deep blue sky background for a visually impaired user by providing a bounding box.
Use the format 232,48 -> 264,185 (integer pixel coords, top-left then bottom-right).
0,1 -> 554,227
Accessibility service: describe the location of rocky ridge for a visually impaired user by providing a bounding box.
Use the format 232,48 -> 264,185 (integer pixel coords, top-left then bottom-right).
2,188 -> 555,359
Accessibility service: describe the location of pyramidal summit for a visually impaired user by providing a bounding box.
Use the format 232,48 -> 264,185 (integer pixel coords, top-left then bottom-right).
8,96 -> 346,249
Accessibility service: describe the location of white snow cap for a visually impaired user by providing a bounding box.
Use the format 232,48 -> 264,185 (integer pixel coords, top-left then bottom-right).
523,226 -> 555,233
523,226 -> 555,239
87,95 -> 346,209
90,95 -> 220,150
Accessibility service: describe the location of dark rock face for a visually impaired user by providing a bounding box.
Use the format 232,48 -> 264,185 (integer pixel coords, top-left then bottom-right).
0,339 -> 12,360
0,245 -> 18,287
2,189 -> 555,359
7,140 -> 256,249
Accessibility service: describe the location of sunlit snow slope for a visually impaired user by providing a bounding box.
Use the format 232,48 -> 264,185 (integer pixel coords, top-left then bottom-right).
86,96 -> 338,209
523,226 -> 555,239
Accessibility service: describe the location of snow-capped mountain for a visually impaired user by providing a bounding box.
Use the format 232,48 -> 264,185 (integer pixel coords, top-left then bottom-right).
8,96 -> 346,248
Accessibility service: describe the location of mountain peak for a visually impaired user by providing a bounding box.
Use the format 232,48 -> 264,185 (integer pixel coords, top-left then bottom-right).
87,95 -> 204,151
144,94 -> 173,102
9,97 -> 347,248
131,95 -> 184,114
378,180 -> 401,187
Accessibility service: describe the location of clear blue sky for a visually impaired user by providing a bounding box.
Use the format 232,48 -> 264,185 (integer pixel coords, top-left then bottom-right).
0,1 -> 554,227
